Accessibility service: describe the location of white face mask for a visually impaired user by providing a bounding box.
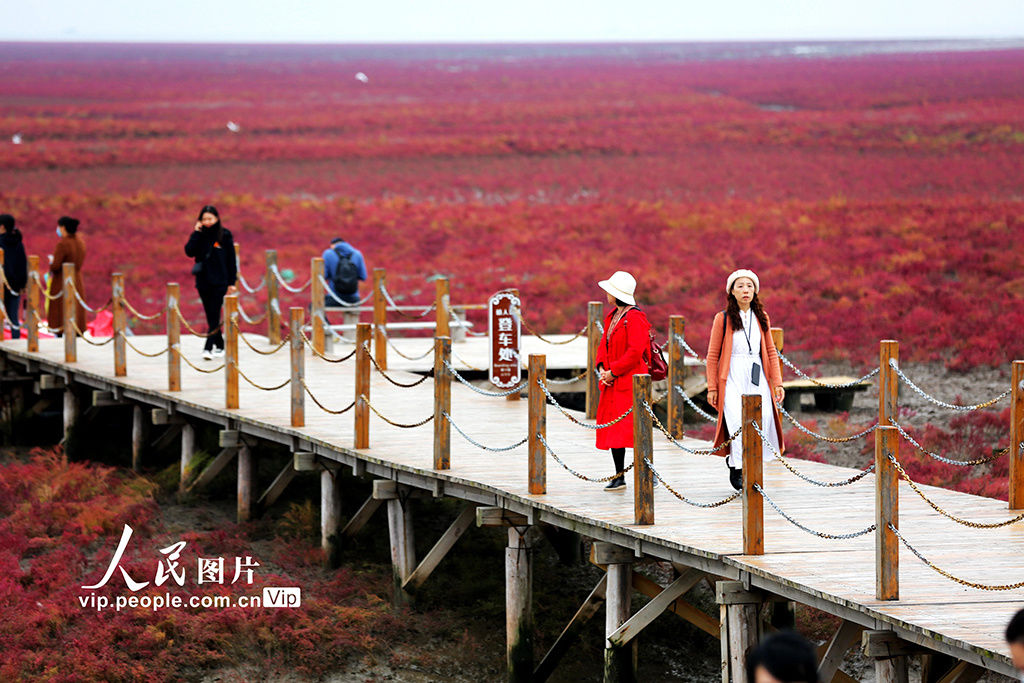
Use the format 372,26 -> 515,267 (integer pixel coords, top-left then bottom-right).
55,227 -> 61,238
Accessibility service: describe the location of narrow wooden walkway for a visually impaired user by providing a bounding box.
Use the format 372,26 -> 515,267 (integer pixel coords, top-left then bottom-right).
3,334 -> 1022,677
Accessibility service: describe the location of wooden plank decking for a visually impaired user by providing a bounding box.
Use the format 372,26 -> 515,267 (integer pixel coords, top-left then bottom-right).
3,333 -> 1022,676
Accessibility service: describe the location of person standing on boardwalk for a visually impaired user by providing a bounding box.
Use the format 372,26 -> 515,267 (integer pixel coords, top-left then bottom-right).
595,271 -> 652,491
184,205 -> 237,360
706,269 -> 785,490
47,216 -> 86,337
1006,608 -> 1024,678
0,214 -> 27,339
322,236 -> 367,307
746,631 -> 819,683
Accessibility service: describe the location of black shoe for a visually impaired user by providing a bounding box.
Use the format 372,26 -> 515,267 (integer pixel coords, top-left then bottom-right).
729,466 -> 743,491
604,476 -> 626,491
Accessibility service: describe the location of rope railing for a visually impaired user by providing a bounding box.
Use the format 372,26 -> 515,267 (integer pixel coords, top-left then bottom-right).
643,400 -> 740,454
236,299 -> 268,325
367,345 -> 431,387
443,302 -> 487,336
237,329 -> 290,356
69,318 -> 115,346
779,354 -> 880,388
889,523 -> 1024,591
889,358 -> 1010,411
379,282 -> 436,318
236,364 -> 291,392
546,372 -> 587,385
361,394 -> 433,428
179,351 -> 225,373
236,263 -> 266,293
121,295 -> 163,321
775,400 -> 879,443
33,272 -> 63,300
888,417 -> 1007,467
318,275 -> 373,307
444,360 -> 525,397
301,379 -> 355,414
443,411 -> 528,452
173,304 -> 219,338
538,432 -> 634,483
120,332 -> 171,358
71,287 -> 112,314
752,422 -> 876,487
269,264 -> 312,293
643,455 -> 741,507
298,329 -> 358,363
754,483 -> 877,540
378,328 -> 435,361
538,378 -> 632,430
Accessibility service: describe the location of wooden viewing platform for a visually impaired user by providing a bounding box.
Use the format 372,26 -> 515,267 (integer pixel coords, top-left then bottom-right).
3,329 -> 1023,682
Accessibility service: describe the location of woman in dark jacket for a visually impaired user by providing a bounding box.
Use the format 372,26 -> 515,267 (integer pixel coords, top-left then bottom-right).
0,214 -> 28,339
47,216 -> 87,336
594,270 -> 651,491
184,205 -> 237,359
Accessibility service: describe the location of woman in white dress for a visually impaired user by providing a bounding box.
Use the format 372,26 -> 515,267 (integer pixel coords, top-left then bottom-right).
705,269 -> 785,490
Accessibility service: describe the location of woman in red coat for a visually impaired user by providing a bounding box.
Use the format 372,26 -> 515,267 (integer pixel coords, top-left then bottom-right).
595,271 -> 651,491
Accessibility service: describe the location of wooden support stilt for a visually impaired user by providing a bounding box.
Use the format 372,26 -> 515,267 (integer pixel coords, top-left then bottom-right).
62,263 -> 76,362
26,255 -> 39,352
608,568 -> 704,647
717,581 -> 762,683
528,354 -> 546,494
265,249 -> 280,344
321,468 -> 342,568
876,425 -> 900,600
934,662 -> 984,683
1010,360 -> 1024,510
667,315 -> 686,438
387,493 -> 415,607
355,322 -> 371,449
586,301 -> 602,420
534,574 -> 607,682
112,273 -> 126,376
311,257 -> 326,355
258,459 -> 297,510
372,268 -> 387,371
224,294 -> 239,409
62,386 -> 78,446
179,422 -> 195,496
187,447 -> 238,492
237,442 -> 252,523
403,504 -> 477,592
290,307 -> 304,427
506,525 -> 534,683
167,283 -> 181,391
879,340 -> 899,429
603,546 -> 636,683
632,373 -> 654,525
742,393 -> 764,555
435,277 -> 450,338
340,494 -> 383,541
817,620 -> 863,682
434,336 -> 451,469
131,405 -> 143,472
631,572 -> 719,639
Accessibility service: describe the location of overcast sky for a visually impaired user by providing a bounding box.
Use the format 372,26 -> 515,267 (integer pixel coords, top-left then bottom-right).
1,0 -> 1022,43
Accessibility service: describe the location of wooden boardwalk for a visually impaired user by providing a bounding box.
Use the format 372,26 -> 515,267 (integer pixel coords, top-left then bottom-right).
3,333 -> 1023,678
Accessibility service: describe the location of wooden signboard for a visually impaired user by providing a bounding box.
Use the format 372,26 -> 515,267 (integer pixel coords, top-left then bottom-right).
489,291 -> 522,389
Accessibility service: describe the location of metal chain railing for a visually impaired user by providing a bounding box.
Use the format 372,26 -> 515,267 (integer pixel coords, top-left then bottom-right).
546,372 -> 587,385
779,354 -> 880,388
444,360 -> 525,397
673,385 -> 717,423
301,379 -> 355,414
443,412 -> 528,452
236,365 -> 291,391
643,456 -> 741,507
643,400 -> 741,454
451,347 -> 486,371
367,346 -> 431,388
378,328 -> 435,361
674,334 -> 707,365
889,359 -> 1010,411
380,282 -> 436,319
753,422 -> 876,487
889,523 -> 1024,591
511,301 -> 587,345
538,432 -> 634,483
443,302 -> 487,336
538,378 -> 632,430
888,417 -> 1007,466
269,264 -> 312,293
120,332 -> 171,358
361,395 -> 433,428
775,401 -> 878,443
755,483 -> 877,540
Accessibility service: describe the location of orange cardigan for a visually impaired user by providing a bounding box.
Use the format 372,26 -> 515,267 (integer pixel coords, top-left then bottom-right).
704,311 -> 785,453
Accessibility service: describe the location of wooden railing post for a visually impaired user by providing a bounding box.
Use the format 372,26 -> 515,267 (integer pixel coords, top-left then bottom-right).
1010,361 -> 1024,510
879,340 -> 899,429
667,315 -> 686,438
586,301 -> 601,419
26,255 -> 39,352
770,327 -> 784,380
373,268 -> 387,371
435,277 -> 450,339
528,354 -> 547,494
632,373 -> 654,525
265,249 -> 280,345
290,307 -> 304,428
62,263 -> 76,362
112,273 -> 126,376
225,294 -> 239,409
742,394 -> 764,555
355,322 -> 371,448
875,425 -> 899,600
311,257 -> 325,355
433,335 -> 451,469
167,283 -> 181,391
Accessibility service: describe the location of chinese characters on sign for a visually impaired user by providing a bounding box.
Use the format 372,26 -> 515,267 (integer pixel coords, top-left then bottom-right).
489,291 -> 521,389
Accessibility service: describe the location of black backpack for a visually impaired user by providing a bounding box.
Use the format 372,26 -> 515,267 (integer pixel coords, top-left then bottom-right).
331,246 -> 360,296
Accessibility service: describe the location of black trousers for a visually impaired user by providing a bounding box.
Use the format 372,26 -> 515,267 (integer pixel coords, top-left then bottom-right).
197,285 -> 227,351
611,447 -> 625,477
4,290 -> 21,339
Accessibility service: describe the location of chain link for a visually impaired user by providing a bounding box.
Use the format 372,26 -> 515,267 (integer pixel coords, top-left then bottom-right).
889,359 -> 1010,411
889,523 -> 1024,591
120,332 -> 171,358
673,384 -> 717,423
643,456 -> 741,507
451,347 -> 486,371
538,378 -> 632,430
753,422 -> 876,487
643,400 -> 740,454
444,360 -> 525,396
888,417 -> 1007,466
368,349 -> 431,388
538,432 -> 634,482
236,262 -> 266,293
318,275 -> 373,307
779,354 -> 880,388
511,301 -> 586,345
361,395 -> 433,428
546,372 -> 587,385
674,334 -> 707,365
378,328 -> 435,361
443,411 -> 528,452
71,287 -> 111,314
775,400 -> 878,443
755,484 -> 877,539
444,302 -> 487,336
236,298 -> 268,325
301,379 -> 355,414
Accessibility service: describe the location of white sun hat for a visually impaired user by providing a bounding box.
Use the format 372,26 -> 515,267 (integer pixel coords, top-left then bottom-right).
598,271 -> 637,306
726,269 -> 759,294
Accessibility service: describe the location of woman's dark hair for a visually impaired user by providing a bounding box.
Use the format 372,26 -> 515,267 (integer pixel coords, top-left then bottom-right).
614,297 -> 630,308
746,631 -> 819,683
727,292 -> 768,334
58,216 -> 80,235
196,204 -> 223,243
0,214 -> 14,231
1007,607 -> 1024,644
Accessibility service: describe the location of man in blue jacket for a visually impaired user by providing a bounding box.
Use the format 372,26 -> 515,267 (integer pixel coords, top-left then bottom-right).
322,237 -> 367,307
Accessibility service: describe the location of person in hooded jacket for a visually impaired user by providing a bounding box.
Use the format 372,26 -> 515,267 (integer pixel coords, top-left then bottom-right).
184,205 -> 237,359
47,216 -> 86,336
0,214 -> 28,339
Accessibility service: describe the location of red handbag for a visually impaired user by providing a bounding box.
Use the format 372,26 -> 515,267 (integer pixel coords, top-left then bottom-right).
647,329 -> 668,381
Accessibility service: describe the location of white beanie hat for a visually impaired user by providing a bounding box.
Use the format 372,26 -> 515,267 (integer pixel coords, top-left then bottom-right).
726,269 -> 759,294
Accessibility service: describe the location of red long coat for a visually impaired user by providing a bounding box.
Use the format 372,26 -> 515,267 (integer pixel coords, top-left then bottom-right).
47,235 -> 86,333
595,307 -> 651,449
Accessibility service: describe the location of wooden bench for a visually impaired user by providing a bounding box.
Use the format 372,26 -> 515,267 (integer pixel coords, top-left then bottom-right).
781,377 -> 871,412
